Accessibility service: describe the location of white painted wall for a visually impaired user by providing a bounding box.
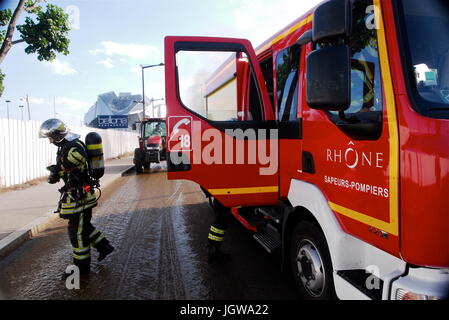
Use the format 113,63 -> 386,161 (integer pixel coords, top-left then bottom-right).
0,119 -> 138,188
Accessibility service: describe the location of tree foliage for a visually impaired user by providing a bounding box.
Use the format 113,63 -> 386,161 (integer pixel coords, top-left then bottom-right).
17,4 -> 70,61
0,70 -> 4,97
350,0 -> 378,55
0,0 -> 71,97
0,9 -> 12,44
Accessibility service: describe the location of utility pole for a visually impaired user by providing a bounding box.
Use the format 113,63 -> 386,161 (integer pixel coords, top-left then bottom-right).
26,94 -> 30,120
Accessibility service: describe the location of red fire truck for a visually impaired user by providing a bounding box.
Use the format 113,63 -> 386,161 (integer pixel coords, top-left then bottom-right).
164,0 -> 449,299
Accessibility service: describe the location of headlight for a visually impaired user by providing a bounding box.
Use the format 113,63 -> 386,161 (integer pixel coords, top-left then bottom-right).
396,289 -> 440,300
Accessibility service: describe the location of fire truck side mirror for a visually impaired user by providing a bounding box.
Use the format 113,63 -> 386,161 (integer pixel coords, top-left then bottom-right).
312,0 -> 352,43
297,0 -> 351,46
297,30 -> 312,46
306,45 -> 351,111
132,123 -> 137,131
304,0 -> 352,111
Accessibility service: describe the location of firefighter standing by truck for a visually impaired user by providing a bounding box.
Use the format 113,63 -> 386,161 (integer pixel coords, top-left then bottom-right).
39,119 -> 114,277
207,199 -> 232,263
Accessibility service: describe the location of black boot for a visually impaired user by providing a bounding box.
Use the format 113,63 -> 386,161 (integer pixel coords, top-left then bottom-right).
207,245 -> 232,263
98,243 -> 114,261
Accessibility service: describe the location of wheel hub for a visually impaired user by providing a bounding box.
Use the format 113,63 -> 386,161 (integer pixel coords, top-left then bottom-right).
296,240 -> 325,297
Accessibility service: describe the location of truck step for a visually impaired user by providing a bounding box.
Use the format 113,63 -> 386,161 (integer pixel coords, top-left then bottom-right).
253,224 -> 281,253
336,270 -> 384,300
257,206 -> 283,224
231,207 -> 258,232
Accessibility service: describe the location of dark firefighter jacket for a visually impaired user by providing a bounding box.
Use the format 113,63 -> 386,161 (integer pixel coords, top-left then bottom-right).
56,139 -> 97,216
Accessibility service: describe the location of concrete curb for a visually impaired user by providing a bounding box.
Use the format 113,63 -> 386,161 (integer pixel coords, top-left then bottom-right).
0,164 -> 134,262
121,165 -> 136,176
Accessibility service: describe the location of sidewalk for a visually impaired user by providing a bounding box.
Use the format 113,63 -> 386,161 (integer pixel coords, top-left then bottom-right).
0,157 -> 134,260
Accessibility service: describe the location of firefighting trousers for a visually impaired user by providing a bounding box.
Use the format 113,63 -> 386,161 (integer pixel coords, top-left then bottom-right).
208,199 -> 232,248
67,208 -> 110,272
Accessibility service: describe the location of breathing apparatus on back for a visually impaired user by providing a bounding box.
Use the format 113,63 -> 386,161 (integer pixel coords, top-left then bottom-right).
85,132 -> 105,188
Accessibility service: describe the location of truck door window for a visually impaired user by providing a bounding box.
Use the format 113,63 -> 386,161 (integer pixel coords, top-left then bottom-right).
177,51 -> 236,121
327,0 -> 383,139
176,50 -> 264,122
260,57 -> 275,111
276,44 -> 301,121
247,74 -> 264,120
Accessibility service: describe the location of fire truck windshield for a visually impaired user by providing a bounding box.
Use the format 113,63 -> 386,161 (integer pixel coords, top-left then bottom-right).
396,0 -> 449,118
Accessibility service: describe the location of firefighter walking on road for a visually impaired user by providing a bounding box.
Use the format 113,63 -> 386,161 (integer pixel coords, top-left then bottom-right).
39,119 -> 114,277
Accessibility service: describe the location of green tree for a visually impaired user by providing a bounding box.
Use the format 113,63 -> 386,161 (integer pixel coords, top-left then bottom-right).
0,0 -> 71,96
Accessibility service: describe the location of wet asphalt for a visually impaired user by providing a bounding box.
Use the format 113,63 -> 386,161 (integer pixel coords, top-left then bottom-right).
0,163 -> 299,300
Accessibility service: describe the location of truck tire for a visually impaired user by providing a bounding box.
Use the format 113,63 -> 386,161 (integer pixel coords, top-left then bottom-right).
134,148 -> 143,173
290,221 -> 336,300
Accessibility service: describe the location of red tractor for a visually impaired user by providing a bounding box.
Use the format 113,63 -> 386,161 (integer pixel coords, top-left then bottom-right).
133,118 -> 167,172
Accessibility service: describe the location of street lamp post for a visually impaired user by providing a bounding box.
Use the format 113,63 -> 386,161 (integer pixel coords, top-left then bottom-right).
140,62 -> 164,119
19,95 -> 31,120
5,100 -> 11,120
18,105 -> 24,120
25,95 -> 30,120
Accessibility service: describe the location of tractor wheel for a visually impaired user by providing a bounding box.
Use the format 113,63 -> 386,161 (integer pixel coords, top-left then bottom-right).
134,148 -> 144,173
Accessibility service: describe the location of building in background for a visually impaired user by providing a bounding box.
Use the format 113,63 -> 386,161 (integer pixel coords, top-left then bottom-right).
84,91 -> 166,129
84,91 -> 142,129
128,98 -> 166,123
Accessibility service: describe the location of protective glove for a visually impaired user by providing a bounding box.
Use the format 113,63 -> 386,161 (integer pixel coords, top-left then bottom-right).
46,165 -> 61,184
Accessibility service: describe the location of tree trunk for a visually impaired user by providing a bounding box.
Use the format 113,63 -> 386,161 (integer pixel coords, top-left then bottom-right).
0,0 -> 28,65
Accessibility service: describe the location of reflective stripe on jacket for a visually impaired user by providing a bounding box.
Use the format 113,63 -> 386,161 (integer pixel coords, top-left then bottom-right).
60,190 -> 97,215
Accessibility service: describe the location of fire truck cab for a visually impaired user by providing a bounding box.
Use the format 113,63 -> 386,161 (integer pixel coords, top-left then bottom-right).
164,0 -> 449,299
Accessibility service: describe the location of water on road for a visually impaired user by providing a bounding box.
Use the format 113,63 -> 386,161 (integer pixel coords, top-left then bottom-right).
0,163 -> 298,300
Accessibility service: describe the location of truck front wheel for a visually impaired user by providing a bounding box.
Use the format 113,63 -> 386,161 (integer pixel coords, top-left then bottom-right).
290,221 -> 336,300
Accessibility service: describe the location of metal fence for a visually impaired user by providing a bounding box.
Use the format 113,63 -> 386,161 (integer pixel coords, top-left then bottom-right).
0,119 -> 138,188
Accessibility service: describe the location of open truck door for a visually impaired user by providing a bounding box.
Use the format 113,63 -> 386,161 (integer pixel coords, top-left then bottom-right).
164,36 -> 278,208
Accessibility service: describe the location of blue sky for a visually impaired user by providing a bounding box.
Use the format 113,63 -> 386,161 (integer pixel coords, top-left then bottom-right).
0,0 -> 320,128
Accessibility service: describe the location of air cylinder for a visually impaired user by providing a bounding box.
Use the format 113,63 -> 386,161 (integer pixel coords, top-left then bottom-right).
85,132 -> 105,180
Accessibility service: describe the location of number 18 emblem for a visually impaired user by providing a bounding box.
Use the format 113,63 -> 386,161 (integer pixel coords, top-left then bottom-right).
168,116 -> 192,152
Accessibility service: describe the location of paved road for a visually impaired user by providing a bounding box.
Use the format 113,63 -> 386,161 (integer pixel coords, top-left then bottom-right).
0,157 -> 135,241
0,163 -> 298,300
